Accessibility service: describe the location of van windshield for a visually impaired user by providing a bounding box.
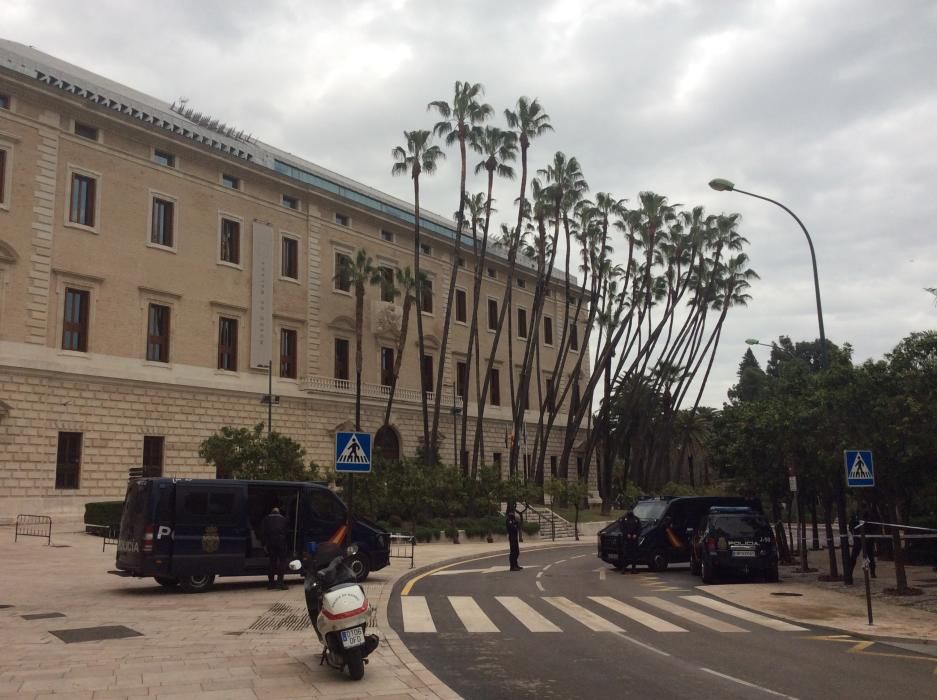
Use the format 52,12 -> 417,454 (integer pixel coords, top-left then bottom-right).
632,500 -> 669,524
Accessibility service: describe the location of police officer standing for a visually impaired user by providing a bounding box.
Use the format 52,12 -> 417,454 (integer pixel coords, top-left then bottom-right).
261,506 -> 290,590
506,503 -> 522,571
618,510 -> 641,574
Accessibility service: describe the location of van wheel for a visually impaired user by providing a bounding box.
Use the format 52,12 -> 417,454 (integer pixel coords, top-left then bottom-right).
179,574 -> 215,593
650,551 -> 668,572
348,554 -> 371,582
689,556 -> 701,576
154,576 -> 178,588
701,557 -> 717,584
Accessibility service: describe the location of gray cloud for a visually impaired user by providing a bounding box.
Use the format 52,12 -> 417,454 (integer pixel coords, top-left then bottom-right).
3,0 -> 935,407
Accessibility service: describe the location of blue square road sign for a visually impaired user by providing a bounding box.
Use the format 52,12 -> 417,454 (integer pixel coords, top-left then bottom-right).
844,450 -> 874,488
335,432 -> 372,473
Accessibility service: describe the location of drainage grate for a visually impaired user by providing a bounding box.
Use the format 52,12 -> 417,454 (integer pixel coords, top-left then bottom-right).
770,592 -> 803,597
247,602 -> 311,633
50,625 -> 143,644
22,612 -> 66,620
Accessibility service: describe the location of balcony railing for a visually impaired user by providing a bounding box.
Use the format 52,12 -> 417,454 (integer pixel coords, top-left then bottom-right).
300,375 -> 462,409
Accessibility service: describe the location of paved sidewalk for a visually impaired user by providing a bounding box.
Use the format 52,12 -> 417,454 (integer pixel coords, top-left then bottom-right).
0,528 -> 512,700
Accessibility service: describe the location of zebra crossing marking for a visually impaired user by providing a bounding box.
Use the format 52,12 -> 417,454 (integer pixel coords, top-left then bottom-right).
543,596 -> 623,632
637,596 -> 747,633
589,596 -> 688,632
401,596 -> 436,633
495,596 -> 562,632
448,596 -> 499,633
681,596 -> 807,632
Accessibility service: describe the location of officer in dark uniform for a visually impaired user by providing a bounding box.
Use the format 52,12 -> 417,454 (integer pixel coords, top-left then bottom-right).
618,510 -> 641,574
506,503 -> 522,571
261,506 -> 290,590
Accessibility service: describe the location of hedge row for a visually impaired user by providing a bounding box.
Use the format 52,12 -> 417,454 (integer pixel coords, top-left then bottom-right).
84,501 -> 124,528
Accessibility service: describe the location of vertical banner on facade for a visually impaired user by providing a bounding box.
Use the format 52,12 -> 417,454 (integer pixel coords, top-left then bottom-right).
251,221 -> 274,369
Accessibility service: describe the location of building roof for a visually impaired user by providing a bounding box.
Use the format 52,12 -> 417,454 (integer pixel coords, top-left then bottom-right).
0,38 -> 576,283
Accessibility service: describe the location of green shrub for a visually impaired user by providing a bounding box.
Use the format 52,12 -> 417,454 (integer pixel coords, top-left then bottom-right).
84,501 -> 124,528
522,521 -> 540,536
414,526 -> 436,543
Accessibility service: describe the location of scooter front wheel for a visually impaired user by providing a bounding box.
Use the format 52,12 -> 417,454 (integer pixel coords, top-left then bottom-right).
346,648 -> 365,681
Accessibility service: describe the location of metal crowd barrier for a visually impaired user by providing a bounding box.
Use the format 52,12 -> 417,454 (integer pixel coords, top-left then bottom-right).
389,533 -> 416,568
87,524 -> 120,551
14,514 -> 52,545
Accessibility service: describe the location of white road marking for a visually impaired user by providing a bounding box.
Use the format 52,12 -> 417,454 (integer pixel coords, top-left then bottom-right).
543,597 -> 623,632
433,564 -> 540,576
699,667 -> 799,698
402,596 -> 436,633
637,596 -> 747,633
682,596 -> 807,632
614,632 -> 671,656
536,581 -> 545,592
448,596 -> 499,632
496,596 -> 562,632
590,596 -> 688,632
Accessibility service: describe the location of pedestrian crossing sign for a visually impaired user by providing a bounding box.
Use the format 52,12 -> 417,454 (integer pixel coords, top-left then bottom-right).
335,432 -> 372,473
844,450 -> 874,487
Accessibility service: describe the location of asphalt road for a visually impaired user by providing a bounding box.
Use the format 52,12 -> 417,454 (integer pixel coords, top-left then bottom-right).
388,543 -> 936,699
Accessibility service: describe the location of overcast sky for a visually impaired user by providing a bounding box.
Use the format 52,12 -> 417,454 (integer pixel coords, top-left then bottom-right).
3,0 -> 935,407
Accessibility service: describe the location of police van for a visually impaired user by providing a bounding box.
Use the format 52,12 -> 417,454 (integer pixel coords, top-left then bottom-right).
598,495 -> 762,571
114,478 -> 390,592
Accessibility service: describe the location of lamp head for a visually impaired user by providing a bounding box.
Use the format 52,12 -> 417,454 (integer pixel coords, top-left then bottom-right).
745,338 -> 760,346
709,178 -> 736,192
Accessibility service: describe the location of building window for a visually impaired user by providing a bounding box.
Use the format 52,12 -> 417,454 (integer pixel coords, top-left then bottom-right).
282,194 -> 298,209
420,243 -> 432,256
576,456 -> 583,477
220,218 -> 240,264
544,316 -> 554,346
487,267 -> 497,279
487,299 -> 498,331
153,149 -> 175,167
142,436 -> 164,478
281,236 -> 299,279
419,278 -> 433,314
74,122 -> 98,141
62,288 -> 90,352
380,347 -> 394,387
0,93 -> 9,109
550,455 -> 558,477
517,278 -> 526,289
456,256 -> 465,267
490,368 -> 501,406
380,229 -> 394,242
493,452 -> 502,468
571,381 -> 581,415
69,173 -> 96,227
546,377 -> 555,412
334,252 -> 352,292
335,212 -> 349,226
217,317 -> 238,371
380,267 -> 395,302
222,173 -> 239,189
280,328 -> 297,379
456,361 -> 468,398
421,354 -> 434,394
55,432 -> 82,489
569,323 -> 579,351
150,197 -> 174,247
517,308 -> 528,339
334,338 -> 349,380
0,148 -> 7,205
146,304 -> 170,362
455,289 -> 467,323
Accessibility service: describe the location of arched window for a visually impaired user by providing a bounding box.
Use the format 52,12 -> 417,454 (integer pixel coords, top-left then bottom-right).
375,425 -> 400,462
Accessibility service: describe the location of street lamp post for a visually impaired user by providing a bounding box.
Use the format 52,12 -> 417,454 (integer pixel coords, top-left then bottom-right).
711,179 -> 847,580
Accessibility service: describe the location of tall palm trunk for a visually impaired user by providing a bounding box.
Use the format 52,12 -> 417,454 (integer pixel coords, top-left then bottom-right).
383,294 -> 413,427
355,281 -> 364,430
412,174 -> 431,455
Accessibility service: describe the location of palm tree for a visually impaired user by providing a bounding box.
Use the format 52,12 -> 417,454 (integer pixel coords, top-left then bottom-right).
427,82 -> 492,462
382,267 -> 419,428
391,130 -> 445,458
336,249 -> 384,431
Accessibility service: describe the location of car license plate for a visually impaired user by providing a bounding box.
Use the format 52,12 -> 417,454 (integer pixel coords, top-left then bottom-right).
341,627 -> 365,649
732,550 -> 756,557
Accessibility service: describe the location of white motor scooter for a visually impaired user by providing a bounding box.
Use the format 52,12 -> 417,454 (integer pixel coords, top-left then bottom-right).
289,543 -> 379,681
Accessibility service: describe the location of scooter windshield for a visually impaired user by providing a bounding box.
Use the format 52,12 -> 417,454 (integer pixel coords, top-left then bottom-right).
317,560 -> 357,588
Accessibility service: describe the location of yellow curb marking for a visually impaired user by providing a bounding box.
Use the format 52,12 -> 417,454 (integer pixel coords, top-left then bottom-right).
400,543 -> 586,596
806,635 -> 937,668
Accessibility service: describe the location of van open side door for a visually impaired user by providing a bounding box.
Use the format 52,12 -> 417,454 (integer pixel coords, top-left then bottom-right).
171,482 -> 248,577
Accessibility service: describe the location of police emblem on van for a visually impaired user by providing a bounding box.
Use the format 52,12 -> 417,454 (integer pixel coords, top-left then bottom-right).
202,526 -> 220,553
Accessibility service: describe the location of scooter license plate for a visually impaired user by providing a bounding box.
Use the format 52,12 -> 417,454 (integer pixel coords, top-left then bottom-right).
340,627 -> 365,649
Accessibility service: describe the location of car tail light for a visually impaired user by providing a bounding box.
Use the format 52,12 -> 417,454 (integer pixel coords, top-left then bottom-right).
143,524 -> 154,554
706,537 -> 717,552
718,537 -> 729,551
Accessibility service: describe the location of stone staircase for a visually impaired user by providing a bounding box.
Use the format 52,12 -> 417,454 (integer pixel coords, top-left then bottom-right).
523,503 -> 579,540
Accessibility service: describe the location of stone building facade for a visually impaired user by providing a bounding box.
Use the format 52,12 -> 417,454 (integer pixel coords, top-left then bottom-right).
0,39 -> 591,519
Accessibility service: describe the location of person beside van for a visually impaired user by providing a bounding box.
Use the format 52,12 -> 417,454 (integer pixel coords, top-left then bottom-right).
261,507 -> 290,590
618,511 -> 641,573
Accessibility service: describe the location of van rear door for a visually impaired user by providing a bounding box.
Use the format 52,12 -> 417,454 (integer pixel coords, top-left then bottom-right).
171,482 -> 247,577
116,479 -> 150,573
